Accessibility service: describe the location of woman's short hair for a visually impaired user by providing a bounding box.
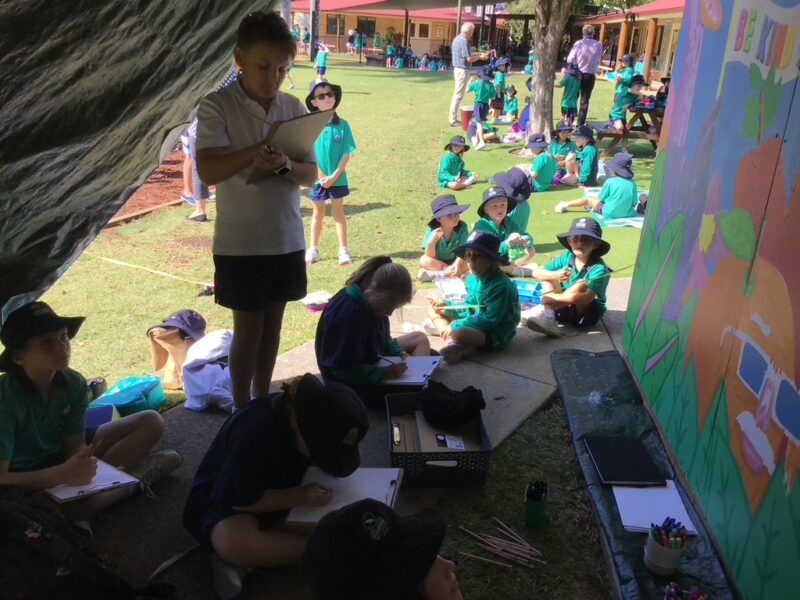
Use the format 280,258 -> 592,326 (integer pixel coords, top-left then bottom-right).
237,11 -> 297,56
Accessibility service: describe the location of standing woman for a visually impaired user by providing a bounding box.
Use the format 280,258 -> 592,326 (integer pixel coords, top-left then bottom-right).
196,12 -> 318,410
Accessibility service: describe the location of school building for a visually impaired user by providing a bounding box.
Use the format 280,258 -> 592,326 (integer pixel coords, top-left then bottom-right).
572,0 -> 685,82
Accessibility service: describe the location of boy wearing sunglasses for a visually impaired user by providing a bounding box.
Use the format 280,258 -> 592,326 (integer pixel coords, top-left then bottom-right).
305,81 -> 357,266
524,218 -> 612,337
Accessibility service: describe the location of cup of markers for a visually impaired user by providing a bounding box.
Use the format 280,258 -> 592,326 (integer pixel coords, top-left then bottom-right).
644,517 -> 689,576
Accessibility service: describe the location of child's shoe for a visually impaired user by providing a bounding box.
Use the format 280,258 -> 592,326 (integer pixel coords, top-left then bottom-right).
440,343 -> 474,364
131,449 -> 183,497
338,248 -> 353,266
306,247 -> 321,265
525,305 -> 566,337
211,554 -> 249,600
555,202 -> 569,213
418,269 -> 444,283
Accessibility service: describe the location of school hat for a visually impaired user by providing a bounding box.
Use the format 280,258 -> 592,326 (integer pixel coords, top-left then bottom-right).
629,74 -> 646,87
293,374 -> 368,478
148,309 -> 206,341
606,152 -> 634,179
428,195 -> 470,228
575,125 -> 595,142
556,122 -> 574,134
527,133 -> 549,151
301,499 -> 447,600
506,84 -> 517,95
566,63 -> 580,78
491,167 -> 532,204
477,185 -> 516,219
0,302 -> 85,372
498,57 -> 512,69
454,230 -> 509,266
479,65 -> 494,81
444,135 -> 470,152
557,217 -> 611,257
306,81 -> 343,111
621,54 -> 635,66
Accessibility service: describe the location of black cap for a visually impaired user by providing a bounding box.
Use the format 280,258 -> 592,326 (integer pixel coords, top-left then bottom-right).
306,82 -> 343,111
301,499 -> 447,600
294,374 -> 368,477
478,185 -> 516,218
557,217 -> 611,257
0,302 -> 85,372
454,230 -> 509,266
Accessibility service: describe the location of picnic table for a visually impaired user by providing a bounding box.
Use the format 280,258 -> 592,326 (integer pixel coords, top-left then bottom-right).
595,105 -> 663,156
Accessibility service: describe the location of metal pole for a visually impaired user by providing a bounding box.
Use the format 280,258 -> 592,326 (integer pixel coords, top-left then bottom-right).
456,0 -> 462,37
404,10 -> 410,48
310,0 -> 319,61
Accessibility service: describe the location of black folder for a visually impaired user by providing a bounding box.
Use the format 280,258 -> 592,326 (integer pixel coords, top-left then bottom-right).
583,436 -> 666,486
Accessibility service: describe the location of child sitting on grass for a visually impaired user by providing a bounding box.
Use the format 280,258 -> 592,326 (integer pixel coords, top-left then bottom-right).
526,133 -> 558,192
419,195 -> 470,282
550,123 -> 578,177
437,136 -> 479,190
183,373 -> 368,600
468,117 -> 499,147
0,302 -> 182,526
315,257 -> 433,407
555,63 -> 581,126
474,186 -> 536,277
561,125 -> 599,187
494,85 -> 519,124
468,66 -> 496,151
427,231 -> 520,364
556,152 -> 638,218
524,218 -> 611,337
305,82 -> 357,266
610,73 -> 646,132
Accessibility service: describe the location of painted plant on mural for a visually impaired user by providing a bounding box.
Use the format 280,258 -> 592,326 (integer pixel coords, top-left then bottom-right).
624,0 -> 800,597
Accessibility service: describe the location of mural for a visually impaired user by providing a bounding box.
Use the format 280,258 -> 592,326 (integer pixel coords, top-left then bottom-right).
624,0 -> 800,598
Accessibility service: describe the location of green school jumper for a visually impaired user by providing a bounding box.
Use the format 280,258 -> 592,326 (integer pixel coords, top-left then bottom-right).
577,144 -> 599,186
543,252 -> 611,313
531,153 -> 557,191
598,177 -> 638,219
437,152 -> 474,189
560,76 -> 580,111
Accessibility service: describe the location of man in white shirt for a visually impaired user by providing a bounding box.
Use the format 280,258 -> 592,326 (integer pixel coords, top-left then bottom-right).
448,23 -> 487,127
567,25 -> 604,126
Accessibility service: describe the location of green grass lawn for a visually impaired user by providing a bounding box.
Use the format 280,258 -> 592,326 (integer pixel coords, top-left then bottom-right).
46,56 -> 649,385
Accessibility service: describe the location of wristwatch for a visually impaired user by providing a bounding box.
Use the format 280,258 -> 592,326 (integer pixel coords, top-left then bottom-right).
274,158 -> 292,176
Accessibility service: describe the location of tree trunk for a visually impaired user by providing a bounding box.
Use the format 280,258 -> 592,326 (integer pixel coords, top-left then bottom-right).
530,0 -> 575,137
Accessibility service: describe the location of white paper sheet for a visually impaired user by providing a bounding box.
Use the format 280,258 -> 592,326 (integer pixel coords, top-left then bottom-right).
612,480 -> 698,534
46,459 -> 139,503
378,356 -> 443,385
435,278 -> 468,304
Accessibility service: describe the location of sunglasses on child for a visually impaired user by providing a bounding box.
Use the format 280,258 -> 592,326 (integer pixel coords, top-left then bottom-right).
314,92 -> 335,100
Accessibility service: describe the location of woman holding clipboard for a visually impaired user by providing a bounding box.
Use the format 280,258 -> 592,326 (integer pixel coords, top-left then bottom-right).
196,12 -> 319,410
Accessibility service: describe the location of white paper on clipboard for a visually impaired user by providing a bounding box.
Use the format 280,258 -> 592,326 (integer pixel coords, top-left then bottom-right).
45,460 -> 139,503
378,356 -> 443,385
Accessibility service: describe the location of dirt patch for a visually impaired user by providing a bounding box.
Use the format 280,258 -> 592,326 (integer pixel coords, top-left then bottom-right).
111,150 -> 185,221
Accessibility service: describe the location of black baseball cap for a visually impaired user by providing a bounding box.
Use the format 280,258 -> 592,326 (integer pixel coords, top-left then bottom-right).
0,302 -> 85,372
301,499 -> 447,600
294,374 -> 368,477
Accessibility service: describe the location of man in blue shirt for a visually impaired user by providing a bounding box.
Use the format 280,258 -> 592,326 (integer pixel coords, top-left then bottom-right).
449,22 -> 488,128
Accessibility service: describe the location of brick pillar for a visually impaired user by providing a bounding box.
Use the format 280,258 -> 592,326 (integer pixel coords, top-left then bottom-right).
643,18 -> 658,82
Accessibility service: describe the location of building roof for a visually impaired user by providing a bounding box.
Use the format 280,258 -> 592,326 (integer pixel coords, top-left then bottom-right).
291,1 -> 486,23
574,0 -> 685,25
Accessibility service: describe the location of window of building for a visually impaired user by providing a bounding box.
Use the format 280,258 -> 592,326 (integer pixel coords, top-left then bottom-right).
409,23 -> 416,38
435,26 -> 445,39
357,17 -> 376,37
325,15 -> 345,36
654,25 -> 665,56
418,23 -> 430,38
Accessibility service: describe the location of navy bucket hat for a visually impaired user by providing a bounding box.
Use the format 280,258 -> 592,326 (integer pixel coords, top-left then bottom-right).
491,167 -> 532,204
428,195 -> 470,228
606,152 -> 634,179
477,186 -> 517,218
527,133 -> 549,151
306,81 -> 343,111
454,231 -> 509,265
444,135 -> 470,152
557,217 -> 611,257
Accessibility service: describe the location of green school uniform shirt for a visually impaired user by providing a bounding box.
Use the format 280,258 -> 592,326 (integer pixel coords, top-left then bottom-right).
437,152 -> 474,189
468,80 -> 495,105
524,64 -> 533,75
550,139 -> 577,160
387,44 -> 395,57
316,51 -> 329,68
504,96 -> 519,116
617,67 -> 635,88
494,71 -> 506,95
315,118 -> 357,187
474,217 -> 534,263
598,176 -> 638,219
422,222 -> 469,263
0,369 -> 89,472
531,152 -> 557,192
578,144 -> 599,186
560,76 -> 580,109
544,252 -> 611,312
446,268 -> 520,351
374,38 -> 383,49
303,32 -> 311,43
610,88 -> 638,121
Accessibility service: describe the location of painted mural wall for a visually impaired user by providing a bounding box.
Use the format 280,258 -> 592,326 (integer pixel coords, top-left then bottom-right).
623,0 -> 800,598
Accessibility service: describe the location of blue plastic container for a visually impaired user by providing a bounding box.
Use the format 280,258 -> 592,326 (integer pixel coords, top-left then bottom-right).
90,376 -> 167,416
515,280 -> 542,305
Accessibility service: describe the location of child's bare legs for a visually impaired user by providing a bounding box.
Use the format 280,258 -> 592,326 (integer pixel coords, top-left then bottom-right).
212,514 -> 307,568
396,331 -> 431,356
475,123 -> 486,149
310,201 -> 327,249
330,200 -> 348,252
561,155 -> 580,186
253,303 -> 286,398
544,281 -> 592,315
420,255 -> 450,271
556,197 -> 601,213
450,327 -> 486,349
182,154 -> 194,198
446,179 -> 469,191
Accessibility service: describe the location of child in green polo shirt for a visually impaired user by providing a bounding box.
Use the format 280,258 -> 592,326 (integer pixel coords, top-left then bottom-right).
556,63 -> 581,126
524,218 -> 612,337
550,123 -> 578,176
493,85 -> 519,124
615,54 -> 636,97
428,231 -> 521,364
305,82 -> 358,266
526,133 -> 557,192
0,302 -> 182,524
437,136 -> 479,190
556,152 -> 638,218
489,58 -> 510,120
474,186 -> 536,277
314,42 -> 330,80
610,73 -> 645,131
468,67 -> 496,151
524,49 -> 536,75
561,125 -> 599,187
419,195 -> 470,281
386,42 -> 395,67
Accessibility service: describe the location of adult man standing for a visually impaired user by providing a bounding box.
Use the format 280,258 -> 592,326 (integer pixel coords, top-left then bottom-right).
449,23 -> 487,127
567,25 -> 604,126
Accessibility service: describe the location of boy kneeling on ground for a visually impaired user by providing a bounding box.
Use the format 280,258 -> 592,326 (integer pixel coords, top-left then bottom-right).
0,302 -> 182,527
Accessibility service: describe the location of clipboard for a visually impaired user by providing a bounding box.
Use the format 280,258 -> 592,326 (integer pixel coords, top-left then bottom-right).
45,460 -> 139,503
378,356 -> 443,386
246,108 -> 334,184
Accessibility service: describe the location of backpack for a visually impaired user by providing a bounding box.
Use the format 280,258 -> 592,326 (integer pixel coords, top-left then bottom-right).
0,493 -> 174,599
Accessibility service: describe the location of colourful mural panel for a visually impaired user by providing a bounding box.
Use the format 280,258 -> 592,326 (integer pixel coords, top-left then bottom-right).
623,0 -> 800,597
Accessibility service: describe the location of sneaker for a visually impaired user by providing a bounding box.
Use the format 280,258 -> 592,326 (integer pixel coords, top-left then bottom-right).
440,343 -> 473,364
449,121 -> 461,128
555,202 -> 569,214
187,213 -> 209,223
181,193 -> 196,207
130,449 -> 183,497
475,141 -> 486,151
211,554 -> 249,600
418,269 -> 445,283
305,247 -> 321,265
525,313 -> 566,337
338,248 -> 353,266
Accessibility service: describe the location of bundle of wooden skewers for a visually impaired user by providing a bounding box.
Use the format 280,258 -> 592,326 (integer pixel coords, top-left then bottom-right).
458,517 -> 546,570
